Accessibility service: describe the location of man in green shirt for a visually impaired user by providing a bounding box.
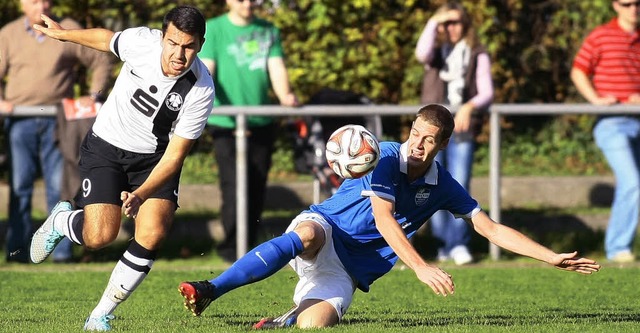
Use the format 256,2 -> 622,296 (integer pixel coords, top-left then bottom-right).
200,0 -> 298,262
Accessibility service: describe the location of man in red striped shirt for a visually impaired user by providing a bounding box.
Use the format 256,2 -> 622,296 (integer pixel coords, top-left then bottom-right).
571,0 -> 640,263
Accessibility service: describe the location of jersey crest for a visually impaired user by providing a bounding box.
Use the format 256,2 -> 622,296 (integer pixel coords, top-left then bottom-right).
152,70 -> 197,152
165,92 -> 184,112
414,187 -> 431,206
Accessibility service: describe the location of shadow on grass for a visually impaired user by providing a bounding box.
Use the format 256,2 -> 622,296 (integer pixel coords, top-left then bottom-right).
345,308 -> 640,327
0,206 -> 606,263
72,211 -> 222,263
72,211 -> 296,263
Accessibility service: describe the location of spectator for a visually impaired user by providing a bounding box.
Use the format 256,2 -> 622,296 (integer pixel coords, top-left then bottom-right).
178,104 -> 600,329
28,5 -> 214,330
200,0 -> 298,262
571,0 -> 640,263
415,1 -> 494,265
0,0 -> 112,263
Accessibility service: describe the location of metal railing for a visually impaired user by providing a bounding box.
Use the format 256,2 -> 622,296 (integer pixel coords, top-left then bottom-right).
10,105 -> 59,116
14,103 -> 640,259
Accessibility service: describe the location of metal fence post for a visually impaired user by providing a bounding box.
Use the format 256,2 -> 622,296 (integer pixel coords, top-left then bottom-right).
235,113 -> 249,257
489,107 -> 501,260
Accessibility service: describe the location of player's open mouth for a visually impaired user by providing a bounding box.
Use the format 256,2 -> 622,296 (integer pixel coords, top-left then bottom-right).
171,61 -> 186,70
409,149 -> 424,159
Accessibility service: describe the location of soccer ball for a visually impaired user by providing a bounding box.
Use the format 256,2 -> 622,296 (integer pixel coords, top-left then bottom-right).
325,124 -> 380,179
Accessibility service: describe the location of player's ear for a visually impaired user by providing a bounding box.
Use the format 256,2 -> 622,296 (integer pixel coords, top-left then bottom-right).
438,137 -> 450,150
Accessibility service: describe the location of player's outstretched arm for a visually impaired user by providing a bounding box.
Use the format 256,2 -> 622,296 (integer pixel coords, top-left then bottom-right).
370,196 -> 455,296
33,14 -> 114,52
470,211 -> 601,275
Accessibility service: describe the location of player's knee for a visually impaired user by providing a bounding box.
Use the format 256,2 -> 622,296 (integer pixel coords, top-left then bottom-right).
294,221 -> 325,257
83,232 -> 117,250
296,317 -> 337,329
134,232 -> 166,250
296,303 -> 339,328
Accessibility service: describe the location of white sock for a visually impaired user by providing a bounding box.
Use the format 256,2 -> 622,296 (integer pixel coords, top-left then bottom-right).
89,242 -> 155,318
53,210 -> 84,245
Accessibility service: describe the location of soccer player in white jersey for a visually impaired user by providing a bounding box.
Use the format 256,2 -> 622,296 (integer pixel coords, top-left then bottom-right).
179,104 -> 600,329
28,6 -> 214,331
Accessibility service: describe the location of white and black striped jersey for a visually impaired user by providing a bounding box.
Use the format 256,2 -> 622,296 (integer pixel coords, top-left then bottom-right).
92,27 -> 215,153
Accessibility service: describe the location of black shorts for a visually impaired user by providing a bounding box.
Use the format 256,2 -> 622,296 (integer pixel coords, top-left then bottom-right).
73,130 -> 181,208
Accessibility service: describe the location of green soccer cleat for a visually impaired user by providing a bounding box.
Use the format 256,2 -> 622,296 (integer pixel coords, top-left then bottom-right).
29,201 -> 72,264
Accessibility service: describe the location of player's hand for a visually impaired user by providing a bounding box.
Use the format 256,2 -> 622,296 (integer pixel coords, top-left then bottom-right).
32,14 -> 65,40
414,264 -> 455,297
551,251 -> 601,275
121,191 -> 144,219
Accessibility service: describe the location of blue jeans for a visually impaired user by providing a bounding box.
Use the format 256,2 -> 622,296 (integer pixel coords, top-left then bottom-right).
430,132 -> 474,255
593,117 -> 640,259
4,117 -> 72,262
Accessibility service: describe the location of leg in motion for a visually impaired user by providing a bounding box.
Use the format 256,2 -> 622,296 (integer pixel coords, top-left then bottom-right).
29,201 -> 73,263
85,199 -> 173,331
179,230 -> 305,316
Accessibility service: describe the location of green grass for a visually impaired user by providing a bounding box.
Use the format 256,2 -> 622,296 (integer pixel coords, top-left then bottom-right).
1,257 -> 638,332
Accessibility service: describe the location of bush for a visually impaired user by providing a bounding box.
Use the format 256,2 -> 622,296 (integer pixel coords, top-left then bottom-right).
0,0 -> 618,181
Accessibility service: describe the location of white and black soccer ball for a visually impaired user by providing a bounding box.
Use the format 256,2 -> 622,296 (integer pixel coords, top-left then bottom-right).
325,124 -> 380,179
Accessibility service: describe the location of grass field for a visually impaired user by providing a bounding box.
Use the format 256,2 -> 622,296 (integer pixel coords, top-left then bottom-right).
1,256 -> 638,333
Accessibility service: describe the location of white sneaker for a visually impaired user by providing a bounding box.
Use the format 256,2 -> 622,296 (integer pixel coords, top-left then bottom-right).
450,245 -> 473,265
436,249 -> 449,262
610,250 -> 635,263
30,201 -> 73,263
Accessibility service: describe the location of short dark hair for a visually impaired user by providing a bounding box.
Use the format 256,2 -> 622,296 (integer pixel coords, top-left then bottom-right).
416,104 -> 455,141
162,5 -> 206,42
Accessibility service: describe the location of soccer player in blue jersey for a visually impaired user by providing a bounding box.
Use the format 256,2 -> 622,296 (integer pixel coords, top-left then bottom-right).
179,104 -> 601,329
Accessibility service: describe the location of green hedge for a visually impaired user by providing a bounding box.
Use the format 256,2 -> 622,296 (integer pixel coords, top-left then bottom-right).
0,0 -> 616,104
0,0 -> 617,178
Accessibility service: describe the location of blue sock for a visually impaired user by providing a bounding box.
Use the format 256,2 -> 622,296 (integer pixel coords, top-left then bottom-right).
210,232 -> 304,298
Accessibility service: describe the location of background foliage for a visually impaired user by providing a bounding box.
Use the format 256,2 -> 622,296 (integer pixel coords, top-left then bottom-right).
0,0 -> 618,178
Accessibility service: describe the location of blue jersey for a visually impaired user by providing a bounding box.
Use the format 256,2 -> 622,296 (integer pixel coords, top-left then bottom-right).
309,141 -> 480,292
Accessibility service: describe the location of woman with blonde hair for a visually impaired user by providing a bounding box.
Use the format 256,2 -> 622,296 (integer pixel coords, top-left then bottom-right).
415,1 -> 494,265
